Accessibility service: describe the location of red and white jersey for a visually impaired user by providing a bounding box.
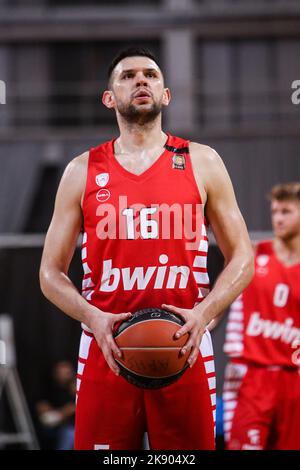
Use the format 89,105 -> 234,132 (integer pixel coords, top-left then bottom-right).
80,133 -> 210,329
224,240 -> 300,367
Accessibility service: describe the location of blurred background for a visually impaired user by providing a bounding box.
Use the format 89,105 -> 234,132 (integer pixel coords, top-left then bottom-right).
0,0 -> 300,449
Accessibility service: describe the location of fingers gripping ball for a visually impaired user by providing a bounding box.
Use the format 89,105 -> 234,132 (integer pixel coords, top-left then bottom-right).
113,308 -> 190,389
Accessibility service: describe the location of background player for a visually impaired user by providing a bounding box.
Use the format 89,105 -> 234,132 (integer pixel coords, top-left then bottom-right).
39,47 -> 253,450
223,182 -> 300,450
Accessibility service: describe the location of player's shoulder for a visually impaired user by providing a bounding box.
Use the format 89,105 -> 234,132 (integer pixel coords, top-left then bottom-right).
67,139 -> 110,173
254,239 -> 273,256
189,142 -> 222,168
57,151 -> 90,201
63,151 -> 89,181
68,150 -> 89,170
189,142 -> 225,186
189,142 -> 219,159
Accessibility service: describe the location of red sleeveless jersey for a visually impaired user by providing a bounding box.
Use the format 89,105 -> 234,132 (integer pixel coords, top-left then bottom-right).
224,240 -> 300,367
80,133 -> 210,330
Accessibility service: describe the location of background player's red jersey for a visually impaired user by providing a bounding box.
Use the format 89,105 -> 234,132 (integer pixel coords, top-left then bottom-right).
224,240 -> 300,367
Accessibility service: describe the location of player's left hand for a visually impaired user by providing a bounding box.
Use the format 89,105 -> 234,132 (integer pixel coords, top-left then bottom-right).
161,303 -> 208,368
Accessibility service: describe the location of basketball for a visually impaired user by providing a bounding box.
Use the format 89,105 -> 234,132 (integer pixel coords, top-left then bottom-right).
113,308 -> 190,389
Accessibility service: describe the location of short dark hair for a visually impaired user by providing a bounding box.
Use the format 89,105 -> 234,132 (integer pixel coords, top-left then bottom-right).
107,47 -> 160,88
269,182 -> 300,202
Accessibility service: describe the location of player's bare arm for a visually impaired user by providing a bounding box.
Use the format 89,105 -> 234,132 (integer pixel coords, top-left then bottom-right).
39,154 -> 131,376
163,144 -> 254,367
207,242 -> 257,331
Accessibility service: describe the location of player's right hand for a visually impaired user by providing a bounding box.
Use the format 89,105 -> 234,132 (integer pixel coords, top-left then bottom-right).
88,310 -> 132,376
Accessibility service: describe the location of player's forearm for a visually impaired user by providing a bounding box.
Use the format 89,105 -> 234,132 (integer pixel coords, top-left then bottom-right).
39,267 -> 100,328
195,249 -> 254,325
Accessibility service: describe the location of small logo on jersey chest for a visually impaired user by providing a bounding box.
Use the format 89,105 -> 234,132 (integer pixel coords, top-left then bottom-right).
96,173 -> 109,187
256,255 -> 269,276
172,154 -> 186,170
96,189 -> 110,202
257,255 -> 269,267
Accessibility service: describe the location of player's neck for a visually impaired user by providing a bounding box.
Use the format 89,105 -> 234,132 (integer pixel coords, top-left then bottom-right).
116,117 -> 167,154
274,234 -> 300,265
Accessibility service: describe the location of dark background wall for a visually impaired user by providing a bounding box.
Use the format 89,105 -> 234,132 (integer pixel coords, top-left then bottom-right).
0,247 -> 82,405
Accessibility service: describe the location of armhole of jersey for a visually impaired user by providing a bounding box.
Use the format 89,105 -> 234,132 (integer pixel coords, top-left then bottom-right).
252,242 -> 258,257
186,140 -> 209,227
81,148 -> 92,213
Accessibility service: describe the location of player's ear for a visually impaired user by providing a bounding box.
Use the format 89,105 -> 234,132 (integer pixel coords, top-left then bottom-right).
162,88 -> 171,106
102,90 -> 115,109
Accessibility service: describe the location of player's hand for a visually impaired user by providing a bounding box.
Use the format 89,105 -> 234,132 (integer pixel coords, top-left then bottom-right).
161,303 -> 208,368
88,309 -> 132,376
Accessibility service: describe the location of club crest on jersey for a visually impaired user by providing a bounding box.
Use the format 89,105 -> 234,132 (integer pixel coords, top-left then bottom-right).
172,154 -> 185,170
256,255 -> 269,267
96,173 -> 109,187
96,189 -> 110,203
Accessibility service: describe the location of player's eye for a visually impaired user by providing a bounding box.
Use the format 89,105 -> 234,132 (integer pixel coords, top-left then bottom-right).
123,73 -> 134,79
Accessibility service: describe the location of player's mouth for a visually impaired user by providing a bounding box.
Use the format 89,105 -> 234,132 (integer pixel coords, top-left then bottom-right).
133,90 -> 152,101
274,225 -> 287,234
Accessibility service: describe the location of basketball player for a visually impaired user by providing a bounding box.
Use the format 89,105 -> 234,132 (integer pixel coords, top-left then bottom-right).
40,47 -> 253,450
223,182 -> 300,450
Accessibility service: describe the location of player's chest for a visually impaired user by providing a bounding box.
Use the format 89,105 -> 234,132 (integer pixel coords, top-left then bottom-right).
253,255 -> 300,307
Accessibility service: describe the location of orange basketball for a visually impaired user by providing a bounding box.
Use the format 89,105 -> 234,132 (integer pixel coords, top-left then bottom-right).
113,308 -> 190,389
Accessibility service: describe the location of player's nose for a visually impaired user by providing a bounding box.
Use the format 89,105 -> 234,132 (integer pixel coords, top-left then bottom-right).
274,216 -> 284,227
134,71 -> 149,87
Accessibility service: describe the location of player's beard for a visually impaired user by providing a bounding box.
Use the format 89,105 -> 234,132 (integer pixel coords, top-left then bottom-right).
275,225 -> 300,242
116,98 -> 162,126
